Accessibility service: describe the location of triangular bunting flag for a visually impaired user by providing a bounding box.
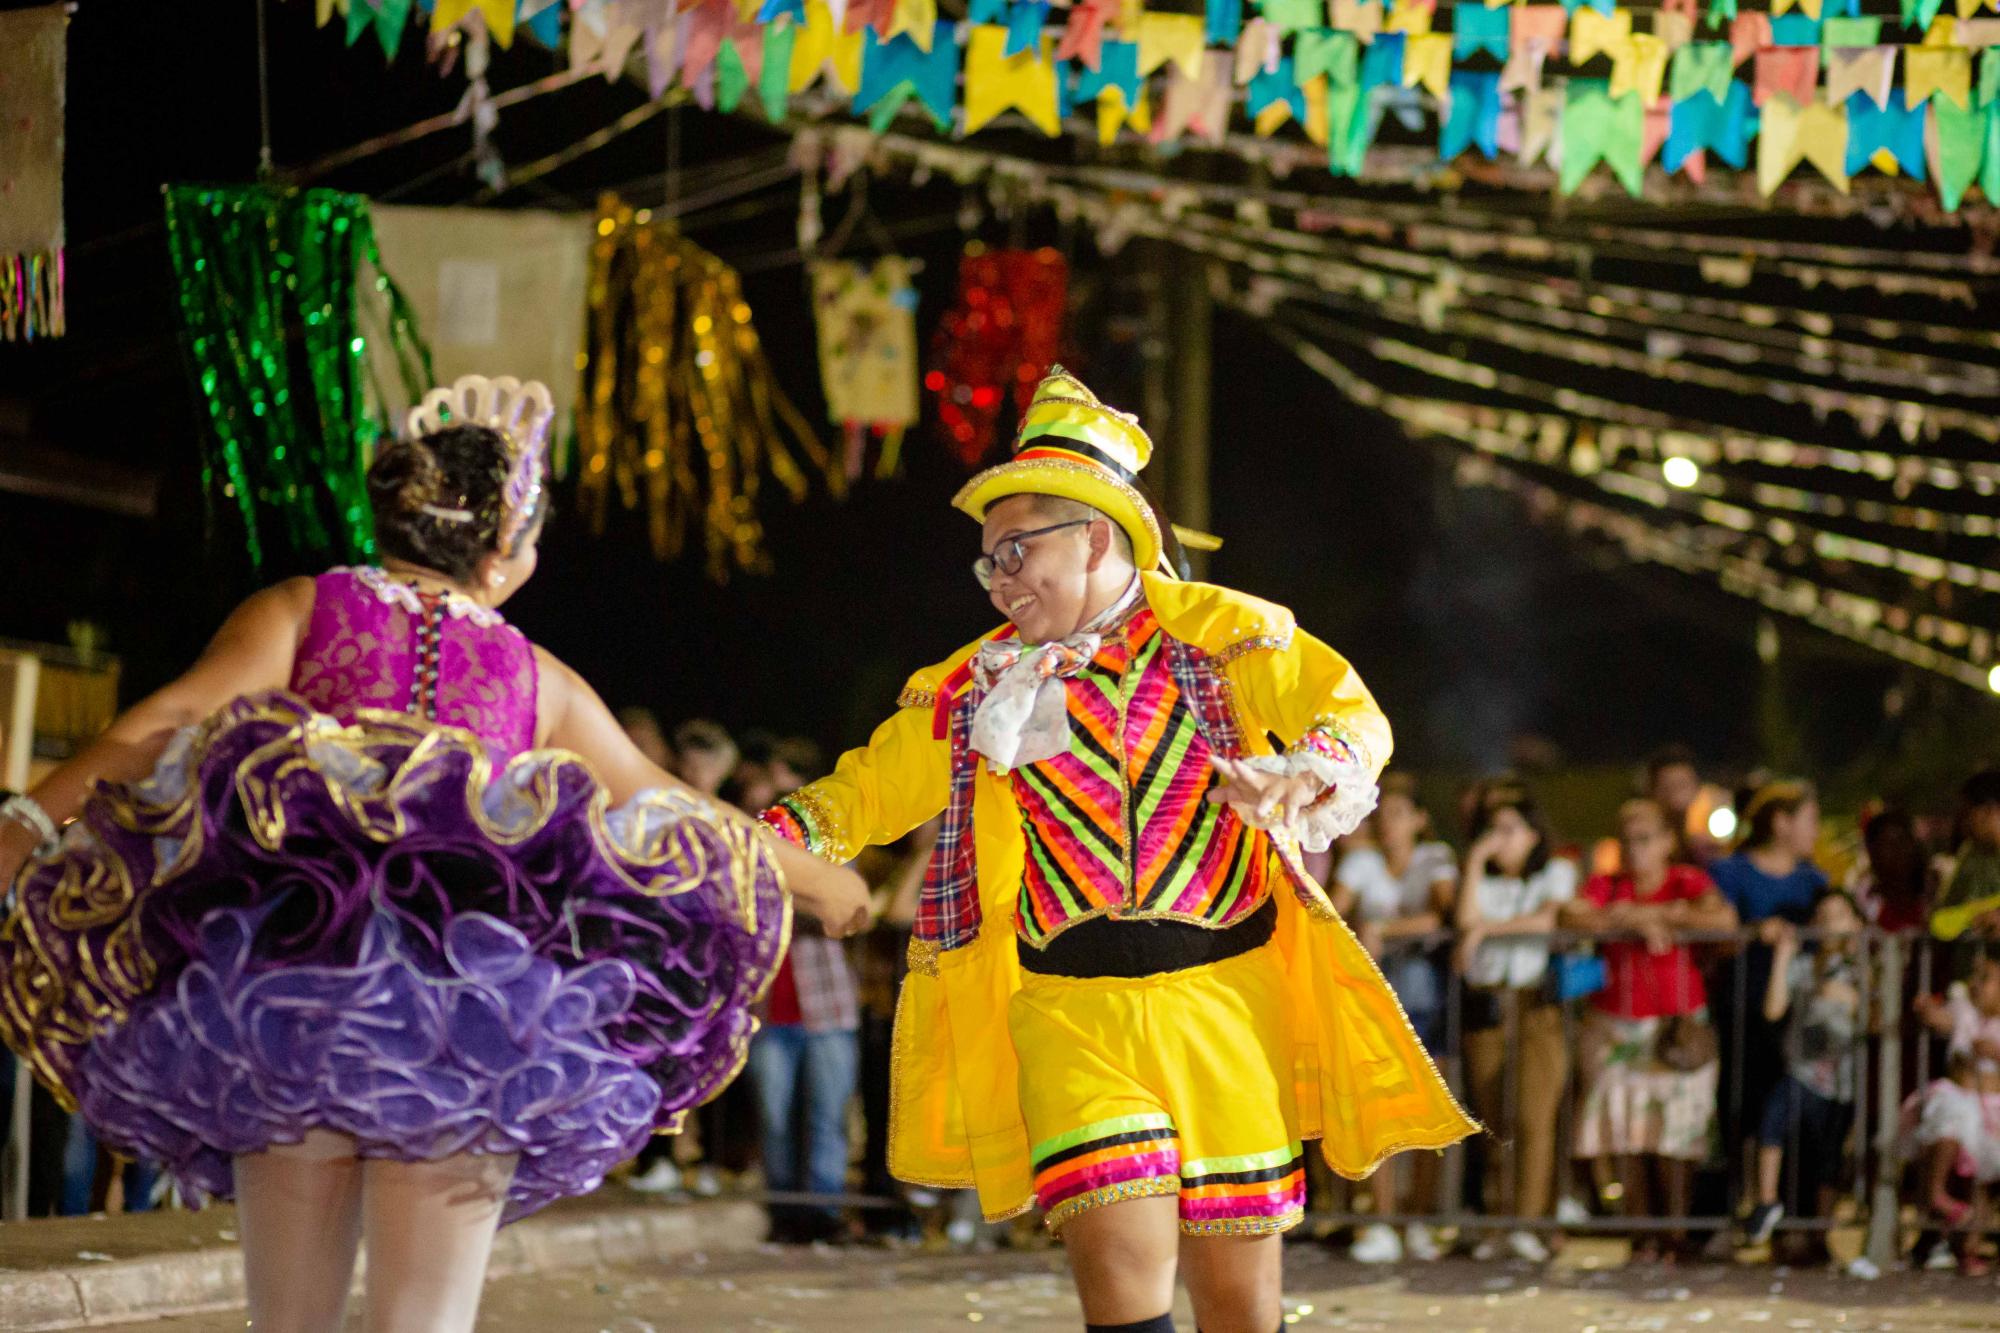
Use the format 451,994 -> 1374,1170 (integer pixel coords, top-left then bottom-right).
1905,47 -> 1973,106
1441,67 -> 1505,155
1757,92 -> 1849,192
855,21 -> 960,128
1571,6 -> 1632,62
1846,87 -> 1926,173
1825,45 -> 1894,108
1561,76 -> 1646,192
964,24 -> 1061,131
1754,47 -> 1820,104
1456,2 -> 1511,58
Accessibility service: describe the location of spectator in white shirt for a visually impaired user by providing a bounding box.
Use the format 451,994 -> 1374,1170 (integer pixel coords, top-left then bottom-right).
1454,782 -> 1578,1263
1333,774 -> 1457,1264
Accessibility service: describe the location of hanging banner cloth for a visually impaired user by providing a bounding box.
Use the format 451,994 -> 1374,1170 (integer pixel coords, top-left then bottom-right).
366,205 -> 593,463
0,5 -> 66,340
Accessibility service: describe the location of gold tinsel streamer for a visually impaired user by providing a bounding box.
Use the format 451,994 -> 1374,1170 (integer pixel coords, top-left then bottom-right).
576,195 -> 835,579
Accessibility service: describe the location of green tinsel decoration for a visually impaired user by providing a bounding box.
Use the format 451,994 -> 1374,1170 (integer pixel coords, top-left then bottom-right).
164,184 -> 432,572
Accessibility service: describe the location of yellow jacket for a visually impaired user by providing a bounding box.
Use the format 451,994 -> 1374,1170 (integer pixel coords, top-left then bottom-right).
776,573 -> 1477,1220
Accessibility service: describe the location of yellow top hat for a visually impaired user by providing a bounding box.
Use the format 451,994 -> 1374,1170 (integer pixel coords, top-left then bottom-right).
952,367 -> 1168,573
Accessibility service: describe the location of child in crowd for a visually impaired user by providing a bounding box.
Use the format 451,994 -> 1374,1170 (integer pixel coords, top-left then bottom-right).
1743,890 -> 1866,1264
1900,955 -> 2000,1271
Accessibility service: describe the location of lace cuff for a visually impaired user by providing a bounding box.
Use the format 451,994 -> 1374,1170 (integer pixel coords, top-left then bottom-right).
1231,732 -> 1380,854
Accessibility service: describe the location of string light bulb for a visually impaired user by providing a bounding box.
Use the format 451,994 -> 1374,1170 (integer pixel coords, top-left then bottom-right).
1663,456 -> 1701,489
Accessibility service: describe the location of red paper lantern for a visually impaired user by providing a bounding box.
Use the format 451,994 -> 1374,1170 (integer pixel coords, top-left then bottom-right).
927,247 -> 1069,467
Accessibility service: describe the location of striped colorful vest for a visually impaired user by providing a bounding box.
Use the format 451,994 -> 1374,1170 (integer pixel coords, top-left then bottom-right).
1011,610 -> 1271,947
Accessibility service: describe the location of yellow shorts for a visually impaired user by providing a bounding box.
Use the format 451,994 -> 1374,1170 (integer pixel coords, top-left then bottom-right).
1007,942 -> 1305,1236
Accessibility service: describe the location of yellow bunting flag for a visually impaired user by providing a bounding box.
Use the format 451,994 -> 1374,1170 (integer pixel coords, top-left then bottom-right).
789,1 -> 865,93
1302,76 -> 1331,143
1923,15 -> 1958,44
1386,0 -> 1436,34
1571,6 -> 1633,64
1757,95 -> 1850,195
1330,0 -> 1384,42
1610,31 -> 1670,102
884,0 -> 938,49
1653,8 -> 1695,49
315,0 -> 347,27
1404,30 -> 1453,95
964,26 -> 1062,134
1772,0 -> 1824,19
1137,12 -> 1206,75
1904,47 -> 1972,105
1094,88 -> 1151,144
432,0 -> 517,45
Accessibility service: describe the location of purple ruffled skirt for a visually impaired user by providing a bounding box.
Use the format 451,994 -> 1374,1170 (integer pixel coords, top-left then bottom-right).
0,693 -> 789,1221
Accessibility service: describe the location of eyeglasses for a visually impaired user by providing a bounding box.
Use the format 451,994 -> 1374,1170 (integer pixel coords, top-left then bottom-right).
973,520 -> 1090,591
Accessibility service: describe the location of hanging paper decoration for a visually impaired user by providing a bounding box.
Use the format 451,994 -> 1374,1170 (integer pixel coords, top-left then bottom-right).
811,257 -> 921,479
299,0 -> 2000,212
163,185 -> 433,572
926,247 -> 1069,466
0,6 -> 65,341
365,205 -> 593,464
575,197 -> 834,578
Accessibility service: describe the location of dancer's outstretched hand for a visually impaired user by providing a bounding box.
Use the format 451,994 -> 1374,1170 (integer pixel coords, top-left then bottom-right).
1206,756 -> 1321,830
797,862 -> 873,939
765,834 -> 873,939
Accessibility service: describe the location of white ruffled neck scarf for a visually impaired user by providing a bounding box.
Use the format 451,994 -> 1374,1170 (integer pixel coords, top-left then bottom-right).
969,576 -> 1145,774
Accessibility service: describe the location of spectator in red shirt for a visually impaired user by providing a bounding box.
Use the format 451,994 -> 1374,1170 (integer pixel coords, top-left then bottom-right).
1561,798 -> 1739,1262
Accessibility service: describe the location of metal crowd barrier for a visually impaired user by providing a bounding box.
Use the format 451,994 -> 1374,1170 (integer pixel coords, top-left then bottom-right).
1302,924 -> 1953,1271
0,926 -> 1977,1274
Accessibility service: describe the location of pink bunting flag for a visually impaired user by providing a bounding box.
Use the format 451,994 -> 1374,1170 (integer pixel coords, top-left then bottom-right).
1729,11 -> 1771,67
1754,44 -> 1819,106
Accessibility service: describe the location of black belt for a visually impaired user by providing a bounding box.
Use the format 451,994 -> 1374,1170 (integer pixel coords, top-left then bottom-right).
1018,897 -> 1276,980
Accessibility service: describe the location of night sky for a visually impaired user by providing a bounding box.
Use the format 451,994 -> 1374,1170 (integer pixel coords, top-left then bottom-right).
2,0 -> 1987,820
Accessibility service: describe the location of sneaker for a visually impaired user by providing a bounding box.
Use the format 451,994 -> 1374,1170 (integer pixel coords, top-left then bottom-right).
1555,1196 -> 1592,1228
627,1160 -> 682,1194
1351,1222 -> 1404,1264
1404,1223 -> 1442,1262
1926,1242 -> 1960,1271
1744,1202 -> 1785,1246
688,1165 -> 724,1198
1506,1229 -> 1551,1263
945,1216 -> 979,1248
1470,1236 -> 1501,1262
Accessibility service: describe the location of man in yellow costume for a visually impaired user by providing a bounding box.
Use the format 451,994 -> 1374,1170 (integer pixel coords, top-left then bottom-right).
760,368 -> 1474,1333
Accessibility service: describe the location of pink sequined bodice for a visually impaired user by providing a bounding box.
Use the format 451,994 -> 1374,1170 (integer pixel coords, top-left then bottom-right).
289,567 -> 538,759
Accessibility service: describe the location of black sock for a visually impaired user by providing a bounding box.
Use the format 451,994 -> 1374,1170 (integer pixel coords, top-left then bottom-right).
1085,1317 -> 1174,1333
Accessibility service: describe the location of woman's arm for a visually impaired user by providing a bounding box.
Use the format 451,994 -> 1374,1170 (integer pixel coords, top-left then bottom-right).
535,649 -> 871,936
1,580 -> 313,879
1762,925 -> 1798,1022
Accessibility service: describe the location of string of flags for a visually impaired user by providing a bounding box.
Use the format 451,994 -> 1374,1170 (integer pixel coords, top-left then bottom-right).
311,0 -> 2000,207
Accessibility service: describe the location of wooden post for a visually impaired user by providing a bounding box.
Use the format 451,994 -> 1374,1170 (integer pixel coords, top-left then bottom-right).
0,648 -> 39,1220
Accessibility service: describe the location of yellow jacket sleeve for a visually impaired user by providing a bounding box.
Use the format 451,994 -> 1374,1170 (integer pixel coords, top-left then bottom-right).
770,691 -> 952,862
1226,625 -> 1392,780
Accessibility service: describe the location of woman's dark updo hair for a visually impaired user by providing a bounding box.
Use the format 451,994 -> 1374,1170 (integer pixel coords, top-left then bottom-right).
367,424 -> 544,582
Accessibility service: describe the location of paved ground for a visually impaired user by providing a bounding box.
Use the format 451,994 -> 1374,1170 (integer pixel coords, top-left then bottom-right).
142,1239 -> 2000,1332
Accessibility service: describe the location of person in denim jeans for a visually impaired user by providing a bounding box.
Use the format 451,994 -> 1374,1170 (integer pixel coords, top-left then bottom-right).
748,934 -> 861,1244
740,742 -> 864,1245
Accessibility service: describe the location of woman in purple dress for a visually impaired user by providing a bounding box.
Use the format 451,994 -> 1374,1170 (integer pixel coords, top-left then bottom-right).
0,376 -> 869,1333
